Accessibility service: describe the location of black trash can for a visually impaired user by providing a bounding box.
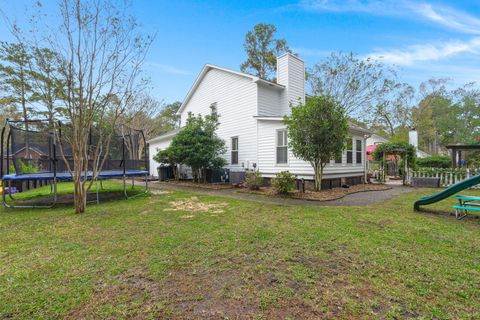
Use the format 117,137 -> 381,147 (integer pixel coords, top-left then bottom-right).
157,166 -> 174,181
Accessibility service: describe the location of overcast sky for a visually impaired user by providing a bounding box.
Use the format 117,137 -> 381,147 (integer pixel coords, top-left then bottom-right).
1,0 -> 480,104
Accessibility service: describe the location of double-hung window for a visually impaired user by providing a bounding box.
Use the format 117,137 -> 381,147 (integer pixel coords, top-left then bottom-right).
276,129 -> 288,164
231,137 -> 238,165
346,138 -> 353,164
356,139 -> 362,164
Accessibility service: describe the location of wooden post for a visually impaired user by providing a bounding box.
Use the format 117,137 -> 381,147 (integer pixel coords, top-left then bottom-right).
451,149 -> 456,168
382,151 -> 386,183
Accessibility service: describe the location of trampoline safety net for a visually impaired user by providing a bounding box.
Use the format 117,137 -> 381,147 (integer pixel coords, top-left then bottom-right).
1,119 -> 149,178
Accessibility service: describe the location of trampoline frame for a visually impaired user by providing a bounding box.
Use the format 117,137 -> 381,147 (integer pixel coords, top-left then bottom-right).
1,119 -> 149,209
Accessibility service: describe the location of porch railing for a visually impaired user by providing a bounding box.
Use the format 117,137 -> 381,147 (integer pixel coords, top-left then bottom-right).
409,168 -> 480,188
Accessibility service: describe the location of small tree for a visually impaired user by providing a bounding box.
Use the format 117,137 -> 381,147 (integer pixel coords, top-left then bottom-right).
153,148 -> 180,180
284,96 -> 348,191
168,108 -> 226,183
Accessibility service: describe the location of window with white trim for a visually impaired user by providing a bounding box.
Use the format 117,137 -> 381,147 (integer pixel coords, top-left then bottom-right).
356,139 -> 362,164
231,137 -> 238,165
276,129 -> 288,164
346,138 -> 353,164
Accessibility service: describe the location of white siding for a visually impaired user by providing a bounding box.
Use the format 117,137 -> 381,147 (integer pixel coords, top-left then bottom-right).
257,120 -> 366,179
276,54 -> 305,116
180,68 -> 258,171
148,138 -> 173,177
257,83 -> 283,116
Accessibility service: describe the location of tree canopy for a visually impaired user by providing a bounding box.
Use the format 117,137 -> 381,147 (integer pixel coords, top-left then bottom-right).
164,107 -> 226,183
284,96 -> 348,191
240,23 -> 290,81
308,52 -> 395,117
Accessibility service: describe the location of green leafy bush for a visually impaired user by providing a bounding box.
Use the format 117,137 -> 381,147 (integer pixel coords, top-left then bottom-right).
244,170 -> 263,190
272,171 -> 296,195
9,160 -> 39,174
416,156 -> 451,168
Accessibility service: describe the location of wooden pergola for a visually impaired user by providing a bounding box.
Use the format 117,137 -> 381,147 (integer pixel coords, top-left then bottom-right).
445,144 -> 480,168
380,148 -> 409,185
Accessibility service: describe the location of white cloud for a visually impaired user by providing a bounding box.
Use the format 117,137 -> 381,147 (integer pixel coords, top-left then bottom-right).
146,62 -> 192,75
299,0 -> 480,34
413,3 -> 480,34
368,38 -> 480,65
299,0 -> 400,15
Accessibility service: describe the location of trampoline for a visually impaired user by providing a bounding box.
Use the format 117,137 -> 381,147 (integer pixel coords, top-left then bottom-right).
1,119 -> 149,208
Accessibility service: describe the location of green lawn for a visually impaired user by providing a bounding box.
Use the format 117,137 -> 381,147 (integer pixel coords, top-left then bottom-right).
0,184 -> 479,319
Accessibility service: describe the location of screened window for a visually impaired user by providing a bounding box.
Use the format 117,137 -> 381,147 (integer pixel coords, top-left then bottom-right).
346,138 -> 353,164
231,137 -> 238,165
356,139 -> 362,164
276,130 -> 288,164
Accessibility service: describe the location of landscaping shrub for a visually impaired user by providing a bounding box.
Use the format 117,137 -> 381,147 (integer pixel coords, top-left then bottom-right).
244,170 -> 263,190
272,171 -> 296,194
416,155 -> 451,168
9,160 -> 39,174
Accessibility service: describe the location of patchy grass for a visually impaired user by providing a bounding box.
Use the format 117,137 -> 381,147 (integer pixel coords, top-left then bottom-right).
0,187 -> 479,319
4,180 -> 145,205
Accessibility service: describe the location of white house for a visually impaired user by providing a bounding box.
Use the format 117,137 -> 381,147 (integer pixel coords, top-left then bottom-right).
148,53 -> 371,187
366,133 -> 388,146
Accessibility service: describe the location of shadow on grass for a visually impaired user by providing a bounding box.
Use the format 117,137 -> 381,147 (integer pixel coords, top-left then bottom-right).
415,207 -> 480,220
3,181 -> 147,208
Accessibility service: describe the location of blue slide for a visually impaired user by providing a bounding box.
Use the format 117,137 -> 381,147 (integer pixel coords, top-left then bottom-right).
414,174 -> 480,210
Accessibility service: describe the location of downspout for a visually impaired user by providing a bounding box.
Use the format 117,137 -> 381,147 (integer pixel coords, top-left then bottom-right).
363,134 -> 372,183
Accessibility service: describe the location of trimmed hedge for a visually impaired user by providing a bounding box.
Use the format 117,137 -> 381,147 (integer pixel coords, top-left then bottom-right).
416,156 -> 451,168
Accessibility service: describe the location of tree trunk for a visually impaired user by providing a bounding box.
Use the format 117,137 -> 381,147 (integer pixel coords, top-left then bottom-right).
313,161 -> 323,191
73,178 -> 86,213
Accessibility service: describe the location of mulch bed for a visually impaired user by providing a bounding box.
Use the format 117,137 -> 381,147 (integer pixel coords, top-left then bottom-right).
238,184 -> 392,201
157,180 -> 234,190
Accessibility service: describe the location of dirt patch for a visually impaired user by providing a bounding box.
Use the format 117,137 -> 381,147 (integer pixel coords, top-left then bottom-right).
158,180 -> 234,190
66,251 -> 411,319
164,196 -> 228,213
239,184 -> 391,201
66,268 -> 163,319
150,189 -> 171,195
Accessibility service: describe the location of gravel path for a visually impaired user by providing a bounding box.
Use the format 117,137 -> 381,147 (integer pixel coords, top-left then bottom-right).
149,182 -> 413,207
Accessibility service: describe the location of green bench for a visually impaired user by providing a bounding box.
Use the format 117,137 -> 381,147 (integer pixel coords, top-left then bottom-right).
453,195 -> 480,219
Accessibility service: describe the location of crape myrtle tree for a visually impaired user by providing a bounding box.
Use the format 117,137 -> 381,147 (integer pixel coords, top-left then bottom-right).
162,106 -> 226,183
9,0 -> 153,213
284,96 -> 348,191
308,52 -> 395,117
